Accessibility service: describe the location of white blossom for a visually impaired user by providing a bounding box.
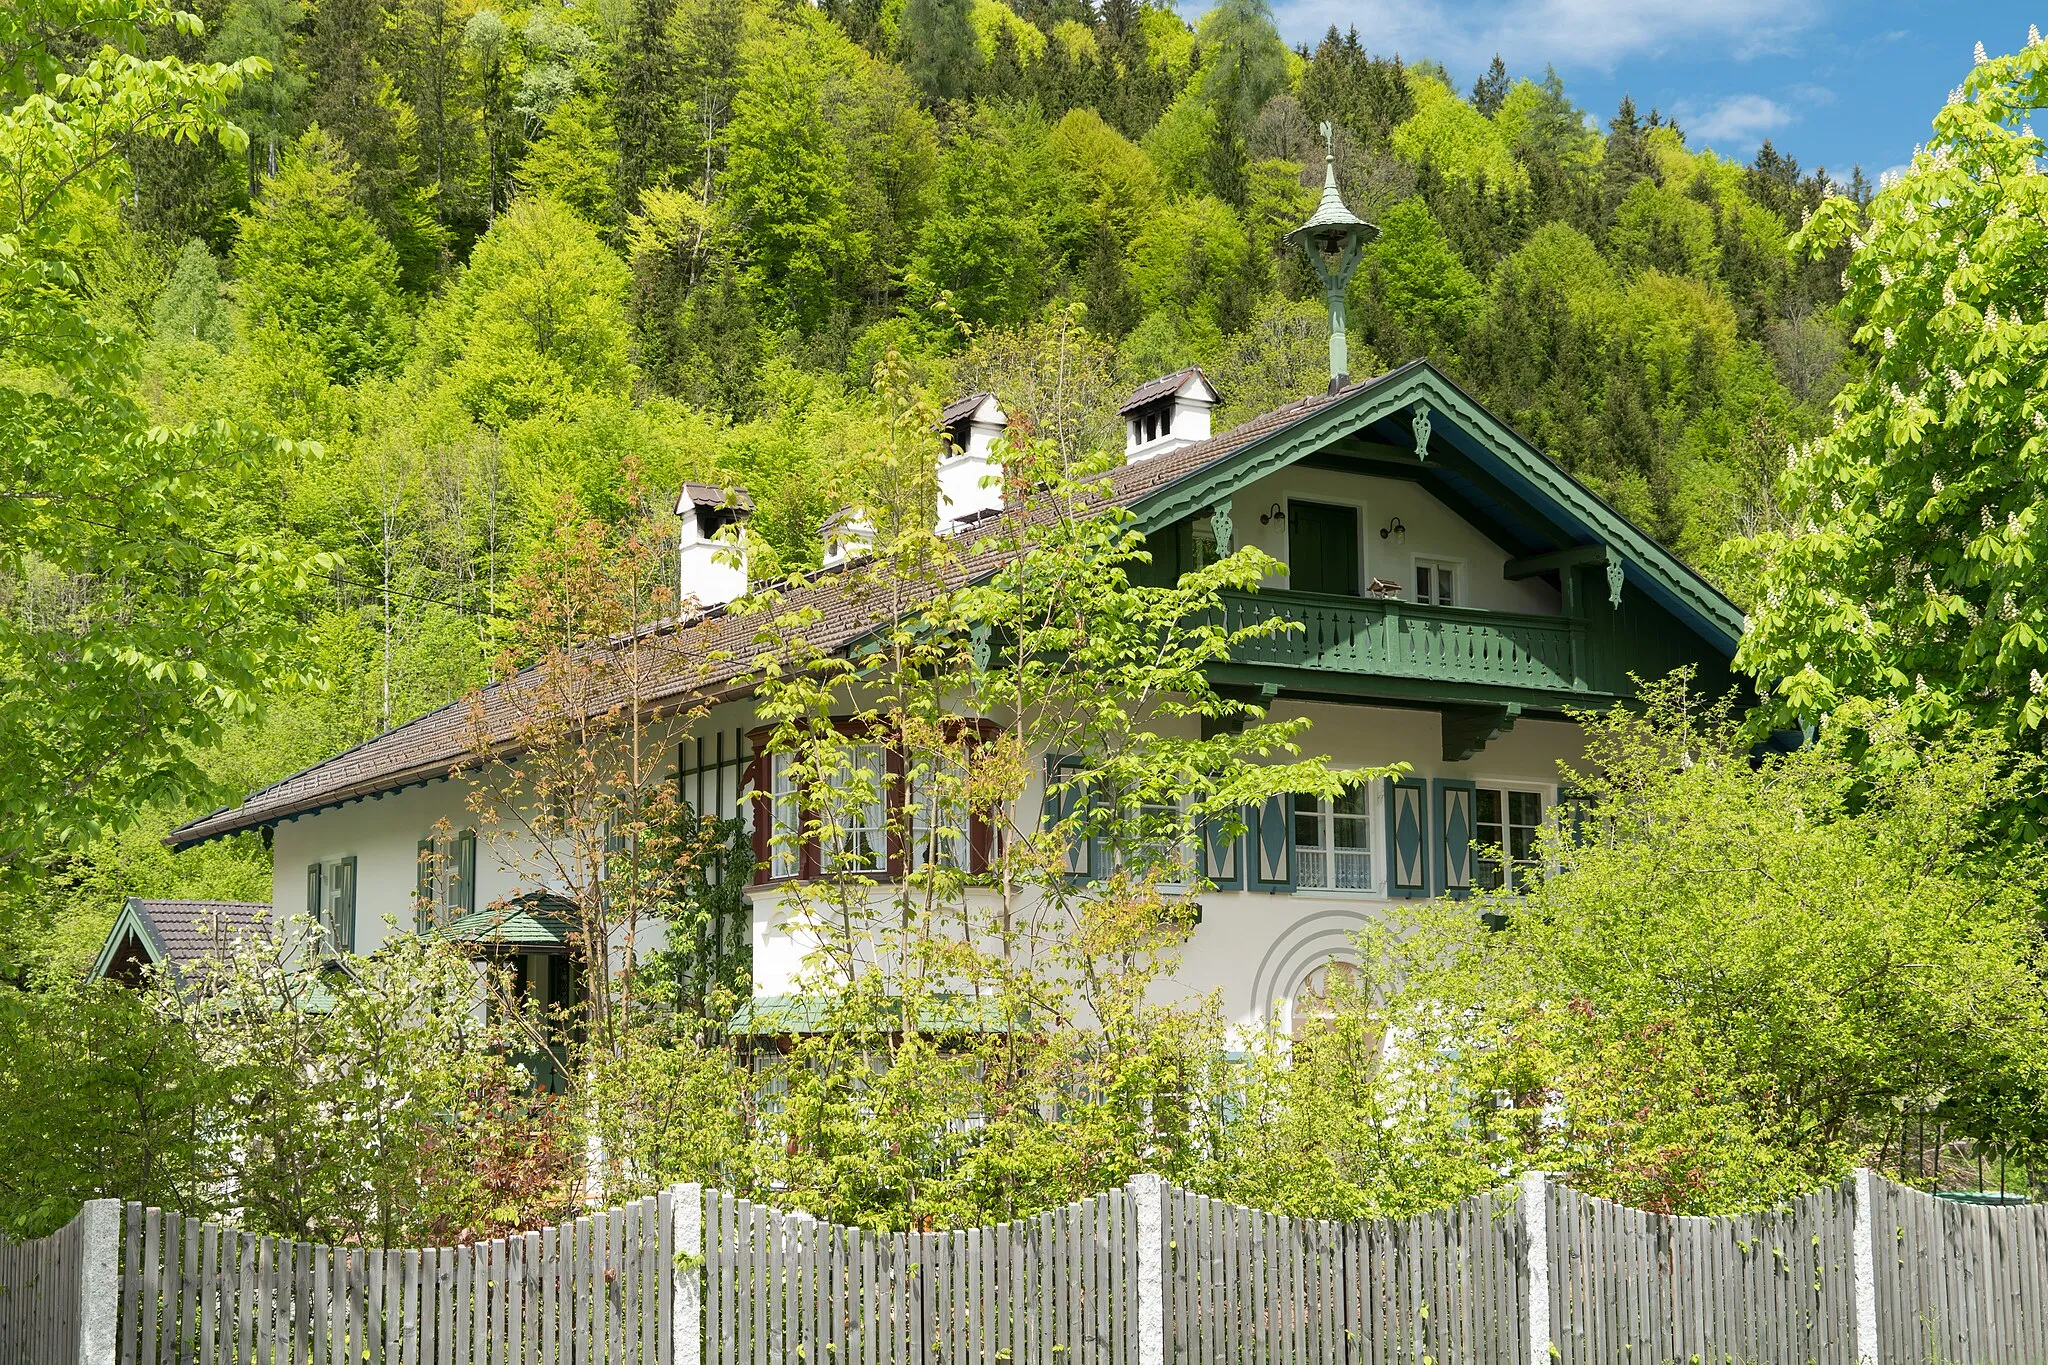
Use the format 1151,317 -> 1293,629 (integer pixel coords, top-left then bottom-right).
1986,300 -> 2000,327
1977,40 -> 1990,63
1942,280 -> 1955,305
1933,473 -> 1946,493
1983,505 -> 1996,529
2010,511 -> 2024,534
2032,23 -> 2042,44
1885,326 -> 1899,347
1947,367 -> 1966,392
2002,592 -> 2019,620
1915,673 -> 1930,694
2033,669 -> 2045,695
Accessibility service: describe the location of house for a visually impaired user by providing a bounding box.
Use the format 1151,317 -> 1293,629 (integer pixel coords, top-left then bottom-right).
88,897 -> 276,987
148,350 -> 1744,1032
138,162 -> 1746,1039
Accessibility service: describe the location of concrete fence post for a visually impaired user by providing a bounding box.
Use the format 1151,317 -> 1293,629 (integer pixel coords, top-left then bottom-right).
76,1199 -> 121,1365
1520,1172 -> 1551,1365
675,1183 -> 703,1365
1852,1168 -> 1879,1364
1129,1174 -> 1166,1365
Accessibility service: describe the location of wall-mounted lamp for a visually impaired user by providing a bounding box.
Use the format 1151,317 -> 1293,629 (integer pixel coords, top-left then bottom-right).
1258,502 -> 1286,525
1380,516 -> 1406,544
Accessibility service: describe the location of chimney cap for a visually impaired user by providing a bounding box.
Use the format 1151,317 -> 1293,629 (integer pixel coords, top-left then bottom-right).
818,505 -> 872,534
1118,367 -> 1218,416
676,482 -> 755,515
939,391 -> 1003,427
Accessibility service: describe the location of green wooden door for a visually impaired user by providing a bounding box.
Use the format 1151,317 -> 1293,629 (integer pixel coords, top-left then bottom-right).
1287,501 -> 1360,596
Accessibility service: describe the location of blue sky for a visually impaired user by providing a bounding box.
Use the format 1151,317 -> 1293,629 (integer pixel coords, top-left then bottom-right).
1235,0 -> 2041,181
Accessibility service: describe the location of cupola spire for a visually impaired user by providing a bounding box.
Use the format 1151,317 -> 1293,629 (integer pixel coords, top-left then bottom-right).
1285,122 -> 1379,391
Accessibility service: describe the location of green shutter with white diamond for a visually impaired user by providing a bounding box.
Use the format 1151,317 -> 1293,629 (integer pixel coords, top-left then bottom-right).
1198,807 -> 1243,889
1433,778 -> 1477,898
1247,792 -> 1294,891
1386,776 -> 1429,898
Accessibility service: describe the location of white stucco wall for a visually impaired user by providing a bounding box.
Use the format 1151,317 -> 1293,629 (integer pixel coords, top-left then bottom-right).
1229,466 -> 1561,615
745,701 -> 1584,1031
259,470 -> 1582,1032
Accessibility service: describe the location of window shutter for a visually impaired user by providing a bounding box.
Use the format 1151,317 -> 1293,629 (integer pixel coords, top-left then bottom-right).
335,856 -> 358,952
453,830 -> 477,913
1386,777 -> 1430,898
1432,779 -> 1477,899
1246,792 -> 1294,892
306,862 -> 323,924
1042,757 -> 1094,880
1197,807 -> 1243,889
415,838 -> 435,932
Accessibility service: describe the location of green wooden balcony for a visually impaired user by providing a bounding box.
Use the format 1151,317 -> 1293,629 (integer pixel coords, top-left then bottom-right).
1215,589 -> 1587,698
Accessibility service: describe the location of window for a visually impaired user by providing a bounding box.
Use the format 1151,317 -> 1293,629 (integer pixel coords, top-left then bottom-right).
1475,788 -> 1543,891
909,759 -> 972,872
306,855 -> 357,953
767,751 -> 801,879
1294,785 -> 1373,890
1413,558 -> 1459,606
413,830 -> 476,930
822,743 -> 889,875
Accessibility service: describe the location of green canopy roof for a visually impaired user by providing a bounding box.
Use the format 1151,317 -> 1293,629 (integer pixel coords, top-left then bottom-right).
728,993 -> 1028,1036
438,893 -> 577,951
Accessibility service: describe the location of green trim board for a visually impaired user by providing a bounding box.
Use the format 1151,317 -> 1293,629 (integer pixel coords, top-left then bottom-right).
1130,360 -> 1744,657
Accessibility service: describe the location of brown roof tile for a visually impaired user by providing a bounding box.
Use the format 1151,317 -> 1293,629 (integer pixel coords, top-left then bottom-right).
167,381 -> 1354,849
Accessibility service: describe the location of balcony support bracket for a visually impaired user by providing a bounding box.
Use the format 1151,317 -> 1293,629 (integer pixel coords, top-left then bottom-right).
1442,702 -> 1523,763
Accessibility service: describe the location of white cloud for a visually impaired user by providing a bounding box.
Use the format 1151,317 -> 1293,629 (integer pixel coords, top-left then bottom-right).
1677,93 -> 1798,152
1269,0 -> 1822,74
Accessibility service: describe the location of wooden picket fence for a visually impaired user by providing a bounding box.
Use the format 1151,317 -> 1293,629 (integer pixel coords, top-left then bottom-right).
5,1172 -> 2048,1364
0,1203 -> 88,1364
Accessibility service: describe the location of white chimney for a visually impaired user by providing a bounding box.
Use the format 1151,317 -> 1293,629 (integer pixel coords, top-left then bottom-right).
675,483 -> 752,609
937,391 -> 1007,530
821,506 -> 874,568
1120,367 -> 1219,461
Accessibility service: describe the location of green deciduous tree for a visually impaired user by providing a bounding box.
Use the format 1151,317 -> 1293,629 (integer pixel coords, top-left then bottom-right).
1739,33 -> 2048,781
1269,678 -> 2048,1216
0,0 -> 318,888
417,194 -> 633,425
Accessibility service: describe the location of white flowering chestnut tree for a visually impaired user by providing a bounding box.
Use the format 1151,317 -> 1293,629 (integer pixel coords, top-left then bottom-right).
1738,30 -> 2048,793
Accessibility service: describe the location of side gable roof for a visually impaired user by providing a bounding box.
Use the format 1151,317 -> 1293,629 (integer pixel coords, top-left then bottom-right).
88,897 -> 276,983
167,361 -> 1740,850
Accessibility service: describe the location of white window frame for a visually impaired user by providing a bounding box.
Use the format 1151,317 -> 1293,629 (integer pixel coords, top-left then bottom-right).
1474,783 -> 1547,892
1412,555 -> 1464,607
908,757 -> 972,873
1294,780 -> 1375,892
767,751 -> 802,879
823,742 -> 889,876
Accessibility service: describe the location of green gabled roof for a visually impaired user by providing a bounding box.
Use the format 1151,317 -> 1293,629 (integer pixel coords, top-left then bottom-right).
729,993 -> 1027,1036
438,893 -> 578,950
1129,359 -> 1745,655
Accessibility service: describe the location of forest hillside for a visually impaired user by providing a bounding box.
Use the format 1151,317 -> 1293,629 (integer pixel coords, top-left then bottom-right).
7,0 -> 1867,976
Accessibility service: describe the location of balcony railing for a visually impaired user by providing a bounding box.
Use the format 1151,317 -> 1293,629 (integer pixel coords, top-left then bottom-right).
1216,590 -> 1581,694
